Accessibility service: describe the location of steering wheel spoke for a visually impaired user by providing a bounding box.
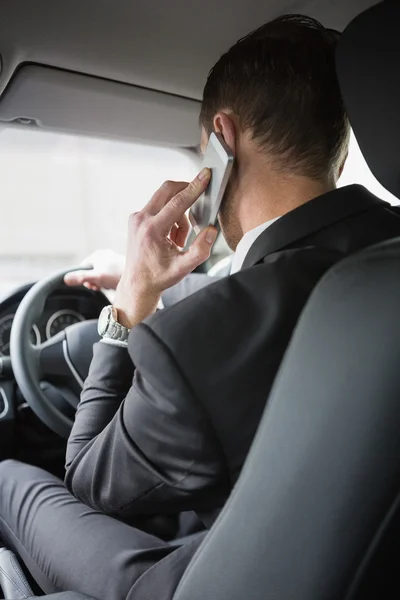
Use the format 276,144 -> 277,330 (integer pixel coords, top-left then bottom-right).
36,331 -> 65,377
9,267 -> 107,438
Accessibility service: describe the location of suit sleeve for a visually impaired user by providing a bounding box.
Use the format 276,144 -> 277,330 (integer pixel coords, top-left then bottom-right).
65,323 -> 228,522
65,342 -> 134,467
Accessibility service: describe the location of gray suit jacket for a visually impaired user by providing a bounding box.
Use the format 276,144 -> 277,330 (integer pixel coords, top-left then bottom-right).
65,185 -> 400,532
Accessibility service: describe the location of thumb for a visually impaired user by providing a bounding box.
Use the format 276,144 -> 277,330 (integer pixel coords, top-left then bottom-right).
178,226 -> 218,273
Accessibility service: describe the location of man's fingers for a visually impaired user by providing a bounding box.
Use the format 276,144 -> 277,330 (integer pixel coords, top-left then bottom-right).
145,181 -> 189,216
155,168 -> 211,232
169,213 -> 190,248
174,213 -> 191,248
83,282 -> 100,291
169,224 -> 179,245
64,270 -> 97,287
64,271 -> 85,286
177,226 -> 218,274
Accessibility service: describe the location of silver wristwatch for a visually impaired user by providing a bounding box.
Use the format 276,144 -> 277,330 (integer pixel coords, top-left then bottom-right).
98,305 -> 130,343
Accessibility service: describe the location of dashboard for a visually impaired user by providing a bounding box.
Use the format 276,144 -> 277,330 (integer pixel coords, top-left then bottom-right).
0,283 -> 108,357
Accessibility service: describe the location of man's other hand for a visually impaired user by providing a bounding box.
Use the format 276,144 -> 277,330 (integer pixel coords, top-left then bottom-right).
64,249 -> 125,291
114,168 -> 218,328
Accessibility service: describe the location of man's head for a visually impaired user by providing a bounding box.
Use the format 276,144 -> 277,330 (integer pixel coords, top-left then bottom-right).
199,14 -> 351,249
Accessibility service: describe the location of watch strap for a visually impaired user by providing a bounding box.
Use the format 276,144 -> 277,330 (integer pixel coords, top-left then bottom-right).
105,317 -> 130,342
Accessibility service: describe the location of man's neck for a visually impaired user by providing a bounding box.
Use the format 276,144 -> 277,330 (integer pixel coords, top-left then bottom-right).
237,160 -> 335,235
236,152 -> 336,235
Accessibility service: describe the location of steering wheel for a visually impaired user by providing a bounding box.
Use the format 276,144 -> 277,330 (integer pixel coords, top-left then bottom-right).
10,267 -> 108,438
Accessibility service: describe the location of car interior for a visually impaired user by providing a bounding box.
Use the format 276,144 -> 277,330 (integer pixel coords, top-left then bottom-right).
0,0 -> 399,598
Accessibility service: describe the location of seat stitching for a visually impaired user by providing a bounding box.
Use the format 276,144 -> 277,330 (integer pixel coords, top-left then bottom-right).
10,553 -> 33,594
0,564 -> 29,597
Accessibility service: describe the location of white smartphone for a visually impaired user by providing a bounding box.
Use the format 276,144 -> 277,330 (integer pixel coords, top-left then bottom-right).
189,132 -> 234,234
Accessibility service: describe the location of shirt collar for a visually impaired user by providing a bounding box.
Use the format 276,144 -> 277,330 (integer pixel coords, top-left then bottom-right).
241,185 -> 389,271
230,216 -> 281,274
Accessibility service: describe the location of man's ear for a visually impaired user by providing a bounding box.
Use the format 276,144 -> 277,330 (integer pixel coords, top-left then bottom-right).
213,112 -> 237,156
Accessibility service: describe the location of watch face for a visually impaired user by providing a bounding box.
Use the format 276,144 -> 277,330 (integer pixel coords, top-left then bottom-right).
98,306 -> 111,336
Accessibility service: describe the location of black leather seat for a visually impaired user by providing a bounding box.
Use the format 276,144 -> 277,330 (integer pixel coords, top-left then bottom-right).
2,2 -> 399,599
175,233 -> 400,600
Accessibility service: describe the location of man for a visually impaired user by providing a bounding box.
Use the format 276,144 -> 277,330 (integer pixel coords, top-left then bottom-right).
2,13 -> 400,600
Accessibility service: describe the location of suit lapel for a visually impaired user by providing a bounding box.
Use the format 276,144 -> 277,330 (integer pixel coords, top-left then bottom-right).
242,185 -> 390,270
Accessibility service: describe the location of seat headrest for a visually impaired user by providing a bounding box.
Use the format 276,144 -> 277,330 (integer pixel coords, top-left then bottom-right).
336,2 -> 400,200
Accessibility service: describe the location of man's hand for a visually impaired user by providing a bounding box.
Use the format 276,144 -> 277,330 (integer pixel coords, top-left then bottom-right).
114,168 -> 217,328
64,249 -> 125,291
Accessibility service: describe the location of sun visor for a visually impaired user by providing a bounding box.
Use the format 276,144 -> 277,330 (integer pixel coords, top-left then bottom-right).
0,64 -> 201,147
336,1 -> 400,200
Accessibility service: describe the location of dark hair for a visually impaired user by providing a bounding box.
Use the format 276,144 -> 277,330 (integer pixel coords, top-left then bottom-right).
200,15 -> 350,180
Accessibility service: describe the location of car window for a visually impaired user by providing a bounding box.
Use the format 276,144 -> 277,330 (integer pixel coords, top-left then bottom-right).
339,131 -> 398,203
0,126 -> 197,298
0,127 -> 397,297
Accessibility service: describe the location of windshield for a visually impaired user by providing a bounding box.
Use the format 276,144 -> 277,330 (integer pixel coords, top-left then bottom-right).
0,127 -> 197,298
0,126 -> 397,298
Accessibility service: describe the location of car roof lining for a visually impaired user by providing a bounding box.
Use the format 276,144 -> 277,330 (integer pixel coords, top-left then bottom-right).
0,0 -> 379,145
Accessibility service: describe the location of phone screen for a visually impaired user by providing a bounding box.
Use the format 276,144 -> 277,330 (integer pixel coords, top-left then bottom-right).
189,133 -> 234,234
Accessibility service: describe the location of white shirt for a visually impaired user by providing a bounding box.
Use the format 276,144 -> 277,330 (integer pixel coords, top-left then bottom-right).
230,216 -> 281,275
